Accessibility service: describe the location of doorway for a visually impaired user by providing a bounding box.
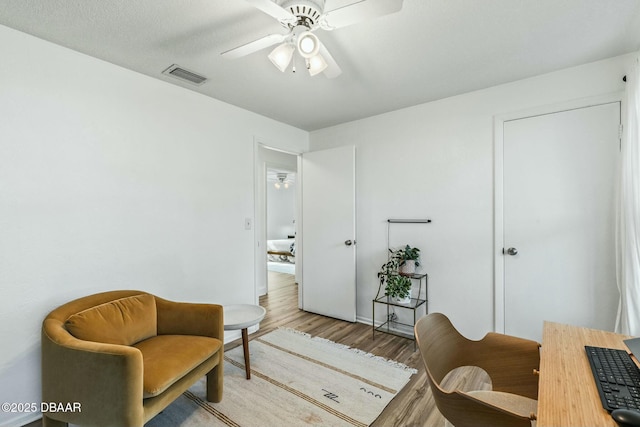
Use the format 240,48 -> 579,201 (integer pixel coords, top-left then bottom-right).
266,167 -> 297,292
255,144 -> 299,300
494,98 -> 621,341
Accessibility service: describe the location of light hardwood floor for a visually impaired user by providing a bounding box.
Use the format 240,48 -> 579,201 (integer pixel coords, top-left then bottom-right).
26,271 -> 487,427
239,271 -> 448,427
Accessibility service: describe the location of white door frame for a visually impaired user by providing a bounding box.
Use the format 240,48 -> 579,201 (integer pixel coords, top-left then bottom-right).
254,139 -> 302,304
493,92 -> 623,333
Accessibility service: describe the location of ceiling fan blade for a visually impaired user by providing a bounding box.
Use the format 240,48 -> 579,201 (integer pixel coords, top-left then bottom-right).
221,33 -> 287,59
318,41 -> 342,79
244,0 -> 297,24
322,0 -> 403,30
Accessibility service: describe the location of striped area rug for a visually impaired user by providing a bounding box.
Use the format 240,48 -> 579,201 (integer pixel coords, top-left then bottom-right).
146,328 -> 416,427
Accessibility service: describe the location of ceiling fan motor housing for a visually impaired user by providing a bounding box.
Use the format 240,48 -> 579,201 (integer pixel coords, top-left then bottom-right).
278,0 -> 325,27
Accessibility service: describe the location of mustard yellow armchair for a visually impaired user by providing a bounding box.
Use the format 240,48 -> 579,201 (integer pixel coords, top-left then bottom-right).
41,290 -> 224,427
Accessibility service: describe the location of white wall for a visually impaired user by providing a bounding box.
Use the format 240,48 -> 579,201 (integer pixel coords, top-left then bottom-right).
310,53 -> 634,340
0,25 -> 307,427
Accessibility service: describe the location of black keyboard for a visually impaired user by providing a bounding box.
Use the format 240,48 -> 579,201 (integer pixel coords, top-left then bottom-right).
585,346 -> 640,411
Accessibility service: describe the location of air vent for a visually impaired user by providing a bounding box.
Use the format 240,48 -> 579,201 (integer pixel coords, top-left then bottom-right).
162,64 -> 208,86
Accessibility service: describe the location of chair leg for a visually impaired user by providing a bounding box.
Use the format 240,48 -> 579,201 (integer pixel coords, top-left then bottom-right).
206,360 -> 224,403
42,415 -> 68,427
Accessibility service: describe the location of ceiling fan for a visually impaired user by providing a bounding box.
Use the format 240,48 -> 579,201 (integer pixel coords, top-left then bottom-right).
222,0 -> 404,78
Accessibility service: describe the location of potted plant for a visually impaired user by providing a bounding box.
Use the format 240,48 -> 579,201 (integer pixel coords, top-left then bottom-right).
384,274 -> 412,304
394,245 -> 421,276
377,256 -> 412,304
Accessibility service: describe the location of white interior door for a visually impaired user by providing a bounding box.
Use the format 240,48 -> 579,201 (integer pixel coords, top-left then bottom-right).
301,145 -> 356,321
503,102 -> 620,342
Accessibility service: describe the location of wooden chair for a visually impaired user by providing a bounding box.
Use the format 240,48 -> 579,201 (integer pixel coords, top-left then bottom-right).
414,313 -> 540,427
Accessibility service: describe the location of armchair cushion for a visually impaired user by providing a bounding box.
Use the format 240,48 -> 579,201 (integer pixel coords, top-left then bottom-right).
133,334 -> 222,398
65,293 -> 157,345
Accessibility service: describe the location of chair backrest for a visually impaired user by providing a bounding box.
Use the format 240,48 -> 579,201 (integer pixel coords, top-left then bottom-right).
415,312 -> 473,383
43,290 -> 151,344
414,313 -> 534,427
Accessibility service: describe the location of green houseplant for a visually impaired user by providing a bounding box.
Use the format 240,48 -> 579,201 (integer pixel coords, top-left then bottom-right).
384,274 -> 412,302
377,255 -> 412,303
394,245 -> 421,275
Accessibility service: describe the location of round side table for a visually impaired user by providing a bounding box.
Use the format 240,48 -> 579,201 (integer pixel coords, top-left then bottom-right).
223,304 -> 267,379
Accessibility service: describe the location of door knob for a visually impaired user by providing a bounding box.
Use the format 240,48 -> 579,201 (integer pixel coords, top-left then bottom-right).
344,240 -> 354,246
506,247 -> 518,256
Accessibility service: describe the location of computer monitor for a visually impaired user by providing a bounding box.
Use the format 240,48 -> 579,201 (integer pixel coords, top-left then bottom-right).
624,337 -> 640,360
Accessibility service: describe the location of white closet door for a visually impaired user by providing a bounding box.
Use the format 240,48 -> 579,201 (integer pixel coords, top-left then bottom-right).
503,102 -> 620,342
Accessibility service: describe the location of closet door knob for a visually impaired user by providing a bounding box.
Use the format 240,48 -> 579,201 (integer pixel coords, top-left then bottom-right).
506,247 -> 518,256
344,240 -> 354,246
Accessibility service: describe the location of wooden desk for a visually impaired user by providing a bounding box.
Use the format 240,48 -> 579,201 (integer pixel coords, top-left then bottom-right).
538,322 -> 633,426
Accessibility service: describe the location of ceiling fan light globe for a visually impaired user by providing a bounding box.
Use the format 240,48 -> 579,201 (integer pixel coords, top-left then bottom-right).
299,37 -> 315,53
268,43 -> 295,72
297,31 -> 320,58
307,54 -> 328,76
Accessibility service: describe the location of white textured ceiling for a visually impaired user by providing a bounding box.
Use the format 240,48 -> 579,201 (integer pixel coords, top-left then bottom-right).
1,0 -> 640,131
